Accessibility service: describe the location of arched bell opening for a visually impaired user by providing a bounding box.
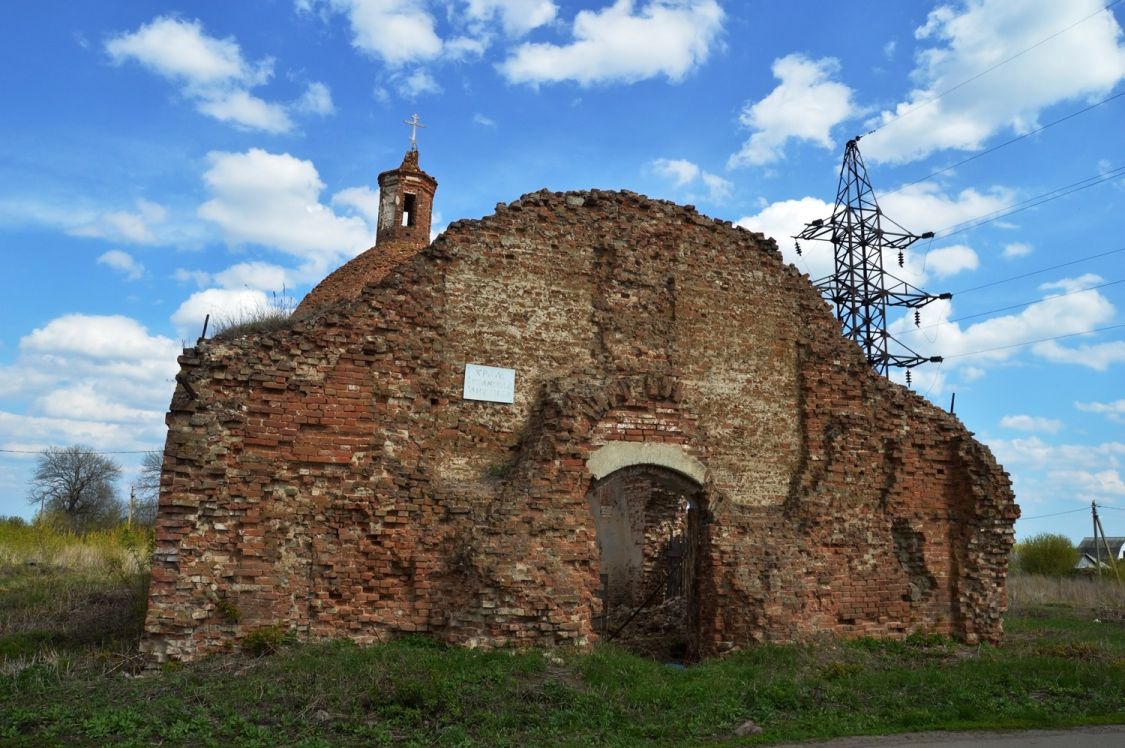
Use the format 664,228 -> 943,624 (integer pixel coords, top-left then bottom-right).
587,464 -> 708,662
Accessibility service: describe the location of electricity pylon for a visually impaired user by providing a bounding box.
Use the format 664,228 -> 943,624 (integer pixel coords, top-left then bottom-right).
794,136 -> 950,382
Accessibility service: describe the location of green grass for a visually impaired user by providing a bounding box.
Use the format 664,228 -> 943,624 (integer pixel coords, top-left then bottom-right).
2,617 -> 1123,746
2,525 -> 1123,746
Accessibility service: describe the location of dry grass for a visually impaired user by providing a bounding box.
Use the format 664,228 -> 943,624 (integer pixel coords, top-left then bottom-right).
0,523 -> 150,575
0,522 -> 152,670
1007,573 -> 1125,621
211,291 -> 298,340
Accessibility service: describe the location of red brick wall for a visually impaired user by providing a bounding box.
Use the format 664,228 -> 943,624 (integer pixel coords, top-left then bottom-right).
142,189 -> 1018,661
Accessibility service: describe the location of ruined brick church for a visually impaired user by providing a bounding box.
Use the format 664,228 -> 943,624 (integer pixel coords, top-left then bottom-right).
142,145 -> 1018,662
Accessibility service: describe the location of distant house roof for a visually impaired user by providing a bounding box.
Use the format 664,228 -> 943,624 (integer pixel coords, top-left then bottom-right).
1074,536 -> 1125,569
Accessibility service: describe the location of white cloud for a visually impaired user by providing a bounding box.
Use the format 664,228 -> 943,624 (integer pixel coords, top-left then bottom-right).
430,210 -> 445,242
888,364 -> 947,396
302,1 -> 717,95
472,112 -> 497,127
729,54 -> 856,167
196,89 -> 293,133
331,185 -> 381,225
106,16 -> 331,132
97,250 -> 145,280
989,436 -> 1125,510
992,436 -> 1125,470
1003,242 -> 1033,258
174,268 -> 213,288
0,196 -> 204,249
894,274 -> 1119,372
880,182 -> 1013,237
397,68 -> 442,97
651,158 -> 700,187
1040,274 -> 1104,294
736,180 -> 1012,374
0,198 -> 94,233
105,16 -> 260,84
500,0 -> 724,86
36,383 -> 159,424
925,244 -> 978,278
197,149 -> 375,276
294,81 -> 335,116
322,0 -> 443,66
0,413 -> 159,456
22,314 -> 177,365
650,157 -> 731,203
171,288 -> 272,340
70,199 -> 167,244
1047,469 -> 1125,497
466,0 -> 558,37
1031,339 -> 1125,372
1076,399 -> 1125,423
212,262 -> 295,292
700,172 -> 733,202
445,35 -> 488,60
961,366 -> 986,382
0,315 -> 179,455
1000,414 -> 1063,433
736,196 -> 834,279
862,0 -> 1125,163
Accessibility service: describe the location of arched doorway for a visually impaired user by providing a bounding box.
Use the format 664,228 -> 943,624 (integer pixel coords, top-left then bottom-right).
587,464 -> 707,661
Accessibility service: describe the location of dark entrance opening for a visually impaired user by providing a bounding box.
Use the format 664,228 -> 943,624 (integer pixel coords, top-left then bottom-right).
402,193 -> 417,226
588,465 -> 706,661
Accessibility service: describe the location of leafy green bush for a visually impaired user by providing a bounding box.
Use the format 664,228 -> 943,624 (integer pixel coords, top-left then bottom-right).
1017,533 -> 1079,577
241,625 -> 291,656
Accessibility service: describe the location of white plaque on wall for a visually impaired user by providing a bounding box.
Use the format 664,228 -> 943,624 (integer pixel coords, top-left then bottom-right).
463,363 -> 516,403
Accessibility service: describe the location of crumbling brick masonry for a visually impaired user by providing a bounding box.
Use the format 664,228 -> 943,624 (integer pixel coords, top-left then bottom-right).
142,183 -> 1018,662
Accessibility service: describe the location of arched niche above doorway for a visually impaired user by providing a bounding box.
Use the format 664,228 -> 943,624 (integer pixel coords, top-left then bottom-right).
586,441 -> 706,484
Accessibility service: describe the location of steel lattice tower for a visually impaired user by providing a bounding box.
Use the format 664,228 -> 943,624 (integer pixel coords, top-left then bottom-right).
794,137 -> 950,380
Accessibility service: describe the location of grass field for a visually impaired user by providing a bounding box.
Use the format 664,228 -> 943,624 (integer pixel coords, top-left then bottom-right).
2,524 -> 1123,747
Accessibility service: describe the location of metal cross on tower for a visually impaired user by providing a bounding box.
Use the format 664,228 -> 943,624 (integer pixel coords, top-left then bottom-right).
794,136 -> 951,381
404,113 -> 426,151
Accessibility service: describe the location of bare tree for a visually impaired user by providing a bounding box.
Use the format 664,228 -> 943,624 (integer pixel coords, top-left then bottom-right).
28,445 -> 124,532
130,450 -> 163,526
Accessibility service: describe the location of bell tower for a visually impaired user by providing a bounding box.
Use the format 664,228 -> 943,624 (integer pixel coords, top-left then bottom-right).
376,114 -> 437,249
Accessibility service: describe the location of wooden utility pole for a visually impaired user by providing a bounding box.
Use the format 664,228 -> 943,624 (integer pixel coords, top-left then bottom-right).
1091,501 -> 1121,581
1093,500 -> 1100,572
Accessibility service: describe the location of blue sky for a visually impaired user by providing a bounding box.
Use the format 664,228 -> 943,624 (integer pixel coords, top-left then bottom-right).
1,0 -> 1123,543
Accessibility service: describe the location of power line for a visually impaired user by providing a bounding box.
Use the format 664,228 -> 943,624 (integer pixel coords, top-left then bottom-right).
898,279 -> 1125,335
935,165 -> 1125,239
1020,507 -> 1091,521
866,0 -> 1124,137
881,90 -> 1125,198
943,322 -> 1125,360
949,279 -> 1124,325
0,448 -> 158,456
954,246 -> 1125,296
